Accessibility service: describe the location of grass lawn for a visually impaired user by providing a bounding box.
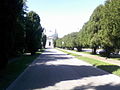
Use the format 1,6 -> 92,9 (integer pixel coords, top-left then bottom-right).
0,50 -> 44,90
112,58 -> 120,61
68,48 -> 120,61
75,50 -> 92,54
57,49 -> 120,77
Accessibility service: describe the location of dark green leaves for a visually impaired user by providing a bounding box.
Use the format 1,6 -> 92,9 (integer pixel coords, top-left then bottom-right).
56,0 -> 120,56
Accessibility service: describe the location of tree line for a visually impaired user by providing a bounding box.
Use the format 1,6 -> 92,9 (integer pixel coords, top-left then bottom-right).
55,0 -> 120,57
0,0 -> 46,69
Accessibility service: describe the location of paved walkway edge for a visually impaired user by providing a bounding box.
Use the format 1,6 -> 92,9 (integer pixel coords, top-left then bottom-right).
58,48 -> 120,66
57,48 -> 120,77
6,54 -> 43,90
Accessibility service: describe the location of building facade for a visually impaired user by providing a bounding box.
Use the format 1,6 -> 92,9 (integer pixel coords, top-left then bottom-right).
45,30 -> 58,48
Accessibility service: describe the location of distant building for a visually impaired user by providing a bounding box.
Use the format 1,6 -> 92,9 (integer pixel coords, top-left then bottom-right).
45,30 -> 58,48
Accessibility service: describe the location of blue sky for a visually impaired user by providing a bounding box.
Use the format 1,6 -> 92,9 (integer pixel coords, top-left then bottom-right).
26,0 -> 106,37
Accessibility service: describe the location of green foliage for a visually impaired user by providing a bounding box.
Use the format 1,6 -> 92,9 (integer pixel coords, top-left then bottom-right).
0,0 -> 46,69
56,32 -> 78,50
13,10 -> 27,56
25,11 -> 43,54
56,0 -> 120,56
100,0 -> 120,49
42,34 -> 47,48
56,38 -> 63,48
0,0 -> 27,69
79,5 -> 104,54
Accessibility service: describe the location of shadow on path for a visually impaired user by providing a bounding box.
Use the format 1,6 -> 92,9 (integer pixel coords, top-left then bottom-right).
25,64 -> 108,89
7,49 -> 120,90
97,65 -> 120,74
74,83 -> 120,90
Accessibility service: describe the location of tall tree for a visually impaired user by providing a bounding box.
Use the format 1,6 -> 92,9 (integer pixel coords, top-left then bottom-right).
13,3 -> 27,56
88,5 -> 104,54
99,0 -> 120,57
25,11 -> 43,55
42,34 -> 47,48
0,0 -> 26,69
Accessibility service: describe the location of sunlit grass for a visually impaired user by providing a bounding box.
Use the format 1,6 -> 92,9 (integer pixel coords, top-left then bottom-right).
59,48 -> 120,61
112,58 -> 120,61
57,48 -> 120,76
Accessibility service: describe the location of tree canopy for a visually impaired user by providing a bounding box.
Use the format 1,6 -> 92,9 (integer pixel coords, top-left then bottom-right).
55,0 -> 120,56
0,0 -> 46,69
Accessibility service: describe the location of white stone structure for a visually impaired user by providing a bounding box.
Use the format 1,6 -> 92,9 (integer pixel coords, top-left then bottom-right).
45,30 -> 58,48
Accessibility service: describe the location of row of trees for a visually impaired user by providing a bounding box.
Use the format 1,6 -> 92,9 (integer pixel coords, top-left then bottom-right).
55,0 -> 120,57
0,0 -> 46,69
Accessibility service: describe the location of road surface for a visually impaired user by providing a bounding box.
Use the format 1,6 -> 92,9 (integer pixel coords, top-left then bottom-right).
7,48 -> 120,90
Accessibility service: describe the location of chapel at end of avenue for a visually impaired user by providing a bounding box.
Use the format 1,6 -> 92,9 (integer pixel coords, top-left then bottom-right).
45,30 -> 58,48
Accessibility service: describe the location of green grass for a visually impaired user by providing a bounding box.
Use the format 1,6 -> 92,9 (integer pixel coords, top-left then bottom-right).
0,50 -> 43,90
115,58 -> 120,61
75,50 -> 92,54
111,58 -> 120,61
57,48 -> 120,76
74,49 -> 120,61
61,48 -> 120,61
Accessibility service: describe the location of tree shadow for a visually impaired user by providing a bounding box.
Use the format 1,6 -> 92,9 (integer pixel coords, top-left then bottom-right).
73,83 -> 120,90
97,65 -> 120,74
36,53 -> 73,64
7,49 -> 120,90
42,48 -> 58,53
8,63 -> 111,90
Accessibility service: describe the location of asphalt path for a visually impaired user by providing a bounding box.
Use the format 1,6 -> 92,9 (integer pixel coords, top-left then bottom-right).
7,48 -> 120,90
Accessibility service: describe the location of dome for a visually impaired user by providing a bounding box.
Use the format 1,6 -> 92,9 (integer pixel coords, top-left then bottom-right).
46,30 -> 58,39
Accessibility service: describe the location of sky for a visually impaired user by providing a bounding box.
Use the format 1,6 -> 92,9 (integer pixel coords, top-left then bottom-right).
26,0 -> 106,38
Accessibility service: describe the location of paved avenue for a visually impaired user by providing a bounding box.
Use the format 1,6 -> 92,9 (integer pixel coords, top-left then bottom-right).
7,49 -> 120,90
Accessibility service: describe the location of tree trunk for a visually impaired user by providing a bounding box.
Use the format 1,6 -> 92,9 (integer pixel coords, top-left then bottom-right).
92,47 -> 97,54
77,46 -> 82,52
105,47 -> 111,58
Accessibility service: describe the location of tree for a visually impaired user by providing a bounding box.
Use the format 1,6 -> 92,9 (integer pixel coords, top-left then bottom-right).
56,38 -> 63,48
13,6 -> 27,56
75,30 -> 82,51
55,32 -> 78,50
56,0 -> 120,57
42,34 -> 47,48
77,22 -> 91,50
0,0 -> 26,69
88,5 -> 104,54
99,0 -> 120,57
25,11 -> 43,55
